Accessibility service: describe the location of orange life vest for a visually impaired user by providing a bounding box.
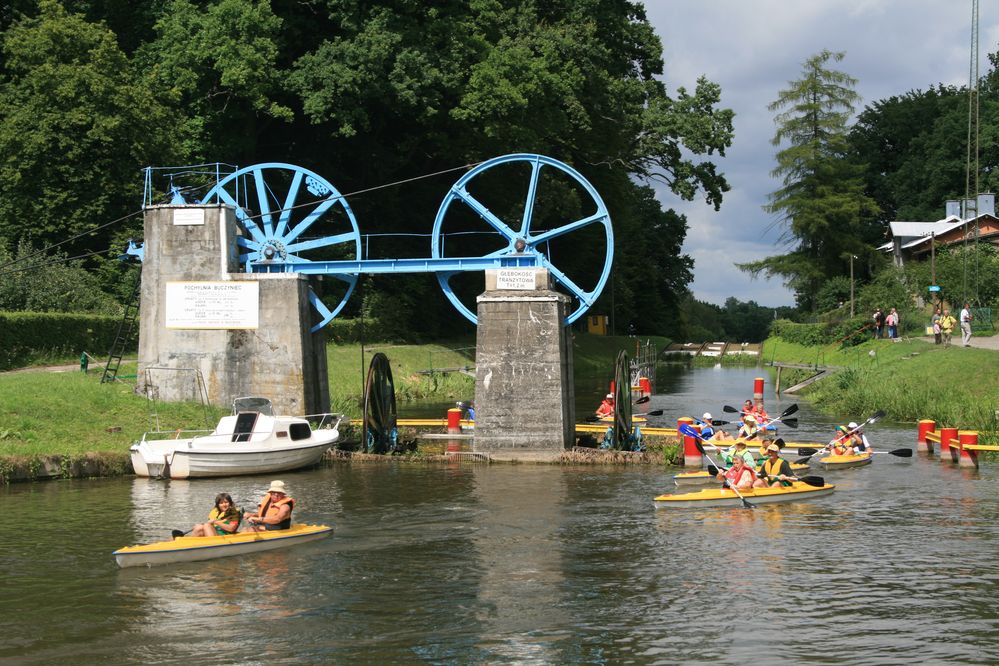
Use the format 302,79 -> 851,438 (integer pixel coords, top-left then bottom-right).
257,495 -> 295,529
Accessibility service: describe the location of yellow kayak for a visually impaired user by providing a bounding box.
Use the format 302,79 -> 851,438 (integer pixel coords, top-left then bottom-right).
672,463 -> 809,486
654,481 -> 835,508
817,452 -> 873,469
113,523 -> 333,568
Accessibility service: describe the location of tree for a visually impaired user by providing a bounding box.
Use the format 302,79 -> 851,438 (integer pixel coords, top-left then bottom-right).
0,0 -> 183,256
740,50 -> 879,311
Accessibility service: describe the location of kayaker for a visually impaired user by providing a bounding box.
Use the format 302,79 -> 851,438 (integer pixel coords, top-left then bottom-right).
721,438 -> 755,467
848,422 -> 871,453
829,425 -> 851,454
717,455 -> 756,490
190,492 -> 241,537
596,394 -> 615,418
698,413 -> 716,440
244,480 -> 295,532
737,414 -> 760,441
754,443 -> 798,488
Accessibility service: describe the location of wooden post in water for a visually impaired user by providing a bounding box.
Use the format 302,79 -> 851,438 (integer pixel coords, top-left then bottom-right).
917,419 -> 936,453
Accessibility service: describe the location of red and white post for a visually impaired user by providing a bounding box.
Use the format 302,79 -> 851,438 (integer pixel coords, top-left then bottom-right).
957,430 -> 979,468
916,419 -> 936,454
939,426 -> 958,463
678,416 -> 701,467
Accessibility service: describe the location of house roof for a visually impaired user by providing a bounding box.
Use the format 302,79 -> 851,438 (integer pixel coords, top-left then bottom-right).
885,214 -> 995,252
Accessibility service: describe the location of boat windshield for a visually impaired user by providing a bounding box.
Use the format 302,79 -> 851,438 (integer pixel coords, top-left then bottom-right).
232,397 -> 273,416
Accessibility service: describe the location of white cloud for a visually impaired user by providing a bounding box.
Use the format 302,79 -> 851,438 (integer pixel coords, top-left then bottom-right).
644,1 -> 981,307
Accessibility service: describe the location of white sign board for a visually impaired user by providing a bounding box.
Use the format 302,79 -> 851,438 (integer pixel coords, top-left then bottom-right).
165,281 -> 259,329
496,269 -> 535,290
172,209 -> 205,226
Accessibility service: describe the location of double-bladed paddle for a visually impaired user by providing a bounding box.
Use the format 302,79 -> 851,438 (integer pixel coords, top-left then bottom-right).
680,424 -> 755,509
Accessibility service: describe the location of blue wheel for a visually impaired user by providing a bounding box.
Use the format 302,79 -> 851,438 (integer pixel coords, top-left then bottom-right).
431,154 -> 613,325
202,163 -> 362,331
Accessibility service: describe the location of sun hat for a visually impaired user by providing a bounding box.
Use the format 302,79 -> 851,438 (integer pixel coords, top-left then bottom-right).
836,425 -> 848,433
702,412 -> 712,420
606,393 -> 613,399
848,422 -> 859,429
766,443 -> 780,452
267,480 -> 286,494
743,414 -> 756,423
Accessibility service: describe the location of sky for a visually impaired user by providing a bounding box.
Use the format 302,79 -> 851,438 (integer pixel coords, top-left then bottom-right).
643,1 -> 998,307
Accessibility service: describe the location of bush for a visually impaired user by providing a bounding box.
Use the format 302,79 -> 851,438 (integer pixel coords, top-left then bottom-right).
769,316 -> 869,348
0,311 -> 122,370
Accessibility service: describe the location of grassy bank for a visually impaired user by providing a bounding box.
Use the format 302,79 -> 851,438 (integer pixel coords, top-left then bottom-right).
0,333 -> 668,467
762,336 -> 999,436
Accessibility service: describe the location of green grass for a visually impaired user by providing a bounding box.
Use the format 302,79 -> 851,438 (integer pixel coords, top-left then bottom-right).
1,333 -> 659,459
762,336 -> 999,434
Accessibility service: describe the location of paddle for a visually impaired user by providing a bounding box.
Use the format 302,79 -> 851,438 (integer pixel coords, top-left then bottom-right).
695,417 -> 730,427
680,424 -> 755,508
722,405 -> 740,414
171,528 -> 192,539
635,409 -> 664,417
634,396 -> 651,406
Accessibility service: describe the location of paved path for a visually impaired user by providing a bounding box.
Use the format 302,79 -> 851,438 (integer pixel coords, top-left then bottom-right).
917,333 -> 999,350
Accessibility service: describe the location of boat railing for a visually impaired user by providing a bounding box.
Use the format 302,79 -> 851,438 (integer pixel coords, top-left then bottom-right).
309,413 -> 347,430
140,428 -> 214,442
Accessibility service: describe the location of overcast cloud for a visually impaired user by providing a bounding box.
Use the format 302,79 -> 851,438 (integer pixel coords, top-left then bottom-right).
643,1 -> 994,307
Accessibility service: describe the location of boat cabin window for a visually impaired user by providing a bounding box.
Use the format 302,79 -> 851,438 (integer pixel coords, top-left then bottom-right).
232,412 -> 258,442
289,423 -> 312,441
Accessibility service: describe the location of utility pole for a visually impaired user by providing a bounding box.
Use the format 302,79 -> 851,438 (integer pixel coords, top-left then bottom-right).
849,255 -> 856,317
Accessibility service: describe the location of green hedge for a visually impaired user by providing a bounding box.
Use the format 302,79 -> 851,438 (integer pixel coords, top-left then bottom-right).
0,312 -> 122,370
323,317 -> 409,344
770,317 -> 870,348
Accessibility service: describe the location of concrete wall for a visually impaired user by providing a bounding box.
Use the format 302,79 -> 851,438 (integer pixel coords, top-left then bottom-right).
138,205 -> 329,416
473,269 -> 574,460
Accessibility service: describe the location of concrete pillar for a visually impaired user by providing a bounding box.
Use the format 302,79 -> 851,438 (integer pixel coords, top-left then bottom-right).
138,204 -> 329,416
472,268 -> 573,460
917,419 -> 936,453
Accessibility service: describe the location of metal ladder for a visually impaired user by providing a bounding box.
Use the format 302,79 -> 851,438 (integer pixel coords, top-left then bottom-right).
101,270 -> 141,383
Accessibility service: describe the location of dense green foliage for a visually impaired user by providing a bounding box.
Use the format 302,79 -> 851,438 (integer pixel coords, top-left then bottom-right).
741,50 -> 879,311
0,0 -> 735,338
0,310 -> 122,370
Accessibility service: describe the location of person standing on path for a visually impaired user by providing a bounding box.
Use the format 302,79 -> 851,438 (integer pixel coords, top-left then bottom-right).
939,309 -> 957,346
960,303 -> 974,347
931,306 -> 942,345
886,308 -> 899,340
872,308 -> 884,339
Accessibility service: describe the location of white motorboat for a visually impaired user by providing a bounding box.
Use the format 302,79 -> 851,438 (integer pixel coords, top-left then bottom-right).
130,397 -> 344,479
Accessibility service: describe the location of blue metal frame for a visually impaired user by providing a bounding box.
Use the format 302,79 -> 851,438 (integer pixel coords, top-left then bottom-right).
430,153 -> 613,325
137,154 -> 612,329
201,163 -> 363,331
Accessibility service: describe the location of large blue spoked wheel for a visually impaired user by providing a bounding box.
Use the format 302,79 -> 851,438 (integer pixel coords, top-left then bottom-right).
431,153 -> 613,325
202,163 -> 362,331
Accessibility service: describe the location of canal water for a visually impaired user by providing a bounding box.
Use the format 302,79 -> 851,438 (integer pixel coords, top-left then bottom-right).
3,366 -> 998,664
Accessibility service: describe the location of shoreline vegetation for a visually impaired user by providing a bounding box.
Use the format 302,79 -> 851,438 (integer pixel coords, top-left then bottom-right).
3,331 -> 994,483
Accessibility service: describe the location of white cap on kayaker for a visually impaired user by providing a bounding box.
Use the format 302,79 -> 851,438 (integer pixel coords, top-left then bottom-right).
744,414 -> 756,423
848,421 -> 859,429
606,394 -> 613,399
267,480 -> 286,494
702,412 -> 712,420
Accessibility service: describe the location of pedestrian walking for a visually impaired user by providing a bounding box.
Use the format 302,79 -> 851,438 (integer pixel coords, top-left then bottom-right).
960,302 -> 974,347
872,307 -> 884,339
